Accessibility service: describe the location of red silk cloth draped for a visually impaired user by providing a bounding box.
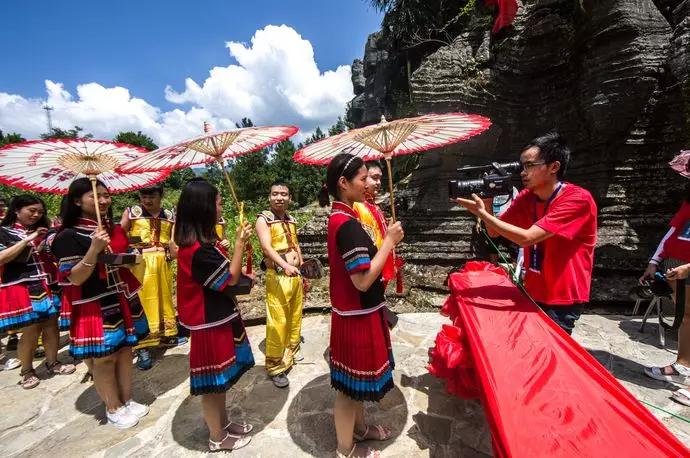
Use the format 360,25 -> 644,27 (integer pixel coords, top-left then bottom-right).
428,261 -> 688,457
484,0 -> 518,33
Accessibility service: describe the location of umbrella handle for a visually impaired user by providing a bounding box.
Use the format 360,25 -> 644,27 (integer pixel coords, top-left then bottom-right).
245,245 -> 253,275
89,175 -> 103,230
385,156 -> 396,222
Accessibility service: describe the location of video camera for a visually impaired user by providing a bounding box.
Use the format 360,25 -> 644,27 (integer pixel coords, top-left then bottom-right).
448,161 -> 522,199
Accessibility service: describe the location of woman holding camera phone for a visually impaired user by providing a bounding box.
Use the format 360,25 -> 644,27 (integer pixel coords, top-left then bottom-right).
174,178 -> 255,452
0,195 -> 75,389
52,178 -> 150,428
641,183 -> 690,406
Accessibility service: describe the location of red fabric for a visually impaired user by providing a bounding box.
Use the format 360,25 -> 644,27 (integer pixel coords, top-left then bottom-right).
429,261 -> 689,457
500,184 -> 597,305
329,308 -> 392,382
661,201 -> 690,262
189,322 -> 237,375
177,241 -> 206,328
328,202 -> 369,313
484,0 -> 518,33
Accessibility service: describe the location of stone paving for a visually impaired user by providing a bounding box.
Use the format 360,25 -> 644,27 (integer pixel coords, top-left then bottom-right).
0,313 -> 688,457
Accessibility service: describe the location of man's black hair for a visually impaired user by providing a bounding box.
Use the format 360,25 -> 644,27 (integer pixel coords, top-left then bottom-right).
523,132 -> 571,180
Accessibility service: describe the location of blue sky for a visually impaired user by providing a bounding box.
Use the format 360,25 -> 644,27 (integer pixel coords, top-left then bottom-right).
0,1 -> 382,142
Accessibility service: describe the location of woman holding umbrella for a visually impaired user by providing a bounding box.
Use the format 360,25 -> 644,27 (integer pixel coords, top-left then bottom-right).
324,153 -> 404,458
0,195 -> 76,389
174,178 -> 255,452
52,178 -> 150,429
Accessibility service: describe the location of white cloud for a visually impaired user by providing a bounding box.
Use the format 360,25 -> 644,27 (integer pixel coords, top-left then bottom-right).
0,25 -> 353,146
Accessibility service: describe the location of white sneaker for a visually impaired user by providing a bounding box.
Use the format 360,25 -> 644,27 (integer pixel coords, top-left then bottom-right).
125,399 -> 150,419
106,406 -> 139,429
4,358 -> 21,370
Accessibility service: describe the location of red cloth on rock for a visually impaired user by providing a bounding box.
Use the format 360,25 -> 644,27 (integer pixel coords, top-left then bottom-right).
428,261 -> 688,457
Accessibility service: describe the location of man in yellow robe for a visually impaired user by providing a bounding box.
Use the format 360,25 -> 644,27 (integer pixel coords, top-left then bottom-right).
256,182 -> 304,388
121,184 -> 186,370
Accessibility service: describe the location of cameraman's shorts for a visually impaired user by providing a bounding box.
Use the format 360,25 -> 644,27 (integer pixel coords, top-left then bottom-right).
538,303 -> 584,335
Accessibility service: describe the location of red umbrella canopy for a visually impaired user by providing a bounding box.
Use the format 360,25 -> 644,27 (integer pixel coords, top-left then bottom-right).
293,113 -> 491,165
118,125 -> 299,173
669,150 -> 690,179
0,139 -> 169,194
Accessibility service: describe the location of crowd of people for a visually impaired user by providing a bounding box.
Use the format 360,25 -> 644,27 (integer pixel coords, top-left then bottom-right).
0,131 -> 688,456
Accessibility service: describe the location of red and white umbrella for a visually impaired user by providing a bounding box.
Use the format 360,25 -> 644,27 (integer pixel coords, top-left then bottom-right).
294,112 -> 491,220
0,138 -> 170,228
669,150 -> 690,178
119,123 -> 299,274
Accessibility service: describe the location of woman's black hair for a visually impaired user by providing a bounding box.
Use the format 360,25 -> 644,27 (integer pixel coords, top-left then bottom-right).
1,195 -> 50,229
318,153 -> 365,206
60,177 -> 113,230
174,178 -> 220,247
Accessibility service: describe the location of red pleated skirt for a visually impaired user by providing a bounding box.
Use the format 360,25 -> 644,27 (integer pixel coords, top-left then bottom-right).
189,318 -> 255,395
0,282 -> 57,332
329,308 -> 395,402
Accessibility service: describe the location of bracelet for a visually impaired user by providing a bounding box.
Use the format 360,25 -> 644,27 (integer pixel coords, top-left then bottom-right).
80,260 -> 96,267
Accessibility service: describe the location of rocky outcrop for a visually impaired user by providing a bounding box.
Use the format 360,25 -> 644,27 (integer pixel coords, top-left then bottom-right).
319,0 -> 690,305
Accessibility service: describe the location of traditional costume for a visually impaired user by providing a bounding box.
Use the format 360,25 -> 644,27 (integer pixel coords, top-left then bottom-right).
177,240 -> 254,395
327,202 -> 394,401
125,205 -> 177,347
353,198 -> 403,291
258,210 -> 304,376
0,224 -> 58,332
52,218 -> 149,359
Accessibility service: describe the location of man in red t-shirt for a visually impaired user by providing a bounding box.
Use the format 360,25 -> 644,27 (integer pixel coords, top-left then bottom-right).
457,132 -> 598,334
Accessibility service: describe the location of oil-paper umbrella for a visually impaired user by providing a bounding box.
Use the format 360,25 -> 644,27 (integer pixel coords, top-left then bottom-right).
294,112 -> 491,296
293,112 -> 491,220
119,122 -> 299,273
0,138 -> 170,229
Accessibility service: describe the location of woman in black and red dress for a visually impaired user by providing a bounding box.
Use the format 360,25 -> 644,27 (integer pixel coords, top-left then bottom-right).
175,178 -> 255,452
324,153 -> 404,458
52,178 -> 149,429
0,195 -> 76,389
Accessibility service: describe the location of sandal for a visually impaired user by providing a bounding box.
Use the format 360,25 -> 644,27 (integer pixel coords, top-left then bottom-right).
208,432 -> 252,452
353,424 -> 392,442
644,363 -> 690,384
671,389 -> 690,407
336,444 -> 380,458
224,421 -> 253,435
18,369 -> 40,390
46,361 -> 77,376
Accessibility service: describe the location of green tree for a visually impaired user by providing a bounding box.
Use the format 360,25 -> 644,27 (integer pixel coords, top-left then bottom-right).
114,131 -> 157,151
0,130 -> 25,147
41,126 -> 93,139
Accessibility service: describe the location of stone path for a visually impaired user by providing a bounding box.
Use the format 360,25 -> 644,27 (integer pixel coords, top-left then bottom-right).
0,313 -> 687,457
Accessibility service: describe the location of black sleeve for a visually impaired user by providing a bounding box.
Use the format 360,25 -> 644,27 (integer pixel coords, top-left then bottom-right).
191,243 -> 233,292
336,219 -> 373,274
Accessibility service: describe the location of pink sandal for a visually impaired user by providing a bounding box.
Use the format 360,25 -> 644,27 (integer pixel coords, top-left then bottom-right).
353,424 -> 392,442
18,369 -> 40,389
46,361 -> 77,375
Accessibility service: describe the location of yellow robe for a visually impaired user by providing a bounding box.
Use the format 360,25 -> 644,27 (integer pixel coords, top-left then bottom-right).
259,210 -> 304,376
127,205 -> 177,348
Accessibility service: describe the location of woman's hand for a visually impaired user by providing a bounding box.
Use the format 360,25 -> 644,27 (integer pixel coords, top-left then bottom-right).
90,229 -> 111,253
219,239 -> 231,249
384,221 -> 404,246
666,264 -> 690,281
639,263 -> 658,284
235,221 -> 252,246
26,227 -> 48,243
